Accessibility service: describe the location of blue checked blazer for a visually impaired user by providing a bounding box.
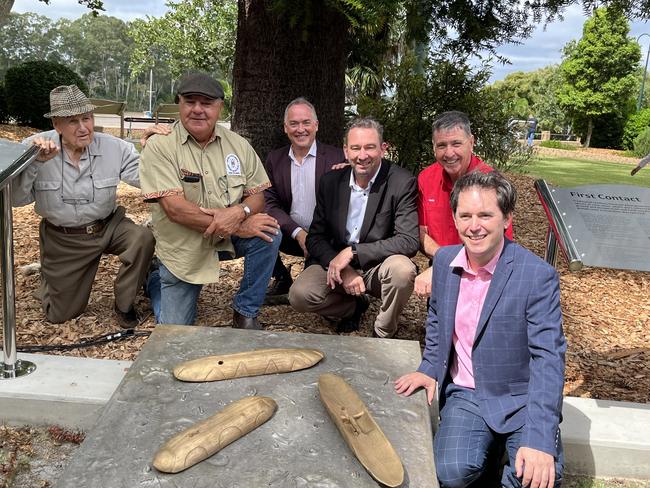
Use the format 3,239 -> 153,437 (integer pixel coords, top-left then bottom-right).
417,239 -> 566,456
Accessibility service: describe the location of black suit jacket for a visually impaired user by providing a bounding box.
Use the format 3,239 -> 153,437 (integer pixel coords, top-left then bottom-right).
306,159 -> 419,271
264,141 -> 345,237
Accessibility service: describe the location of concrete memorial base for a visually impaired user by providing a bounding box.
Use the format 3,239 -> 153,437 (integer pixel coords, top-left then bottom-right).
56,325 -> 437,487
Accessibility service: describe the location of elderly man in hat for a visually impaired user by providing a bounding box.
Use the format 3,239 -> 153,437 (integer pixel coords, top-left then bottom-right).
140,72 -> 281,328
13,84 -> 156,328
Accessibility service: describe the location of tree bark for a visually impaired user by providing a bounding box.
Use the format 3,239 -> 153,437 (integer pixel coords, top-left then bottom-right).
231,0 -> 349,160
0,0 -> 15,26
584,117 -> 593,148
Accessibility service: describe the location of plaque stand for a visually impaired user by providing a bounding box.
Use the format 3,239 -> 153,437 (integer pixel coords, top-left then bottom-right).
0,140 -> 39,379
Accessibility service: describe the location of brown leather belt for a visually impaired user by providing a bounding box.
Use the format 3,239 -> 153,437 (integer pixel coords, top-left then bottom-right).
45,212 -> 115,235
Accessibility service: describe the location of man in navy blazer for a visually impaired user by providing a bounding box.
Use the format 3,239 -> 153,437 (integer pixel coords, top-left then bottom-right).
289,117 -> 419,337
263,98 -> 345,301
395,171 -> 566,488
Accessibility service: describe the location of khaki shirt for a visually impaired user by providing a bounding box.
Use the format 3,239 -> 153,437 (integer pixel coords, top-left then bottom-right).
140,122 -> 270,284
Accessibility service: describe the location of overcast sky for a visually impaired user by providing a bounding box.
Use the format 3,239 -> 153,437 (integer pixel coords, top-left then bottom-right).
13,0 -> 650,82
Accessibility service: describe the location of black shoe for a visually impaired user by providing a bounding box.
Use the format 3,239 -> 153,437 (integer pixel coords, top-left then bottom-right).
263,276 -> 292,305
115,303 -> 139,329
336,295 -> 370,334
232,310 -> 262,330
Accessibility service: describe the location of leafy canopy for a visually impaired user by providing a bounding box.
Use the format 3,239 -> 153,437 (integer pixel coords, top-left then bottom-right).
128,0 -> 236,80
558,7 -> 640,120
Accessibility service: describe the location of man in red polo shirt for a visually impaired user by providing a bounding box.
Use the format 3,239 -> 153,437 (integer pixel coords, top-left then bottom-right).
415,111 -> 514,296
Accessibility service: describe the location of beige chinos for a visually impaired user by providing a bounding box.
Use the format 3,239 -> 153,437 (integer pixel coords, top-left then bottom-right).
289,254 -> 416,337
38,207 -> 155,323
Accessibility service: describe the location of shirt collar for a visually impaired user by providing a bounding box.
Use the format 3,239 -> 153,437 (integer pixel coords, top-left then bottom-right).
179,120 -> 220,145
441,154 -> 484,190
450,238 -> 504,276
349,160 -> 381,191
288,140 -> 317,164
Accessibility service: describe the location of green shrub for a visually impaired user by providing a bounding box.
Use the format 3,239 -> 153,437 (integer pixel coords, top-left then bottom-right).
632,127 -> 650,157
539,140 -> 578,150
622,108 -> 650,150
0,81 -> 8,124
4,61 -> 86,130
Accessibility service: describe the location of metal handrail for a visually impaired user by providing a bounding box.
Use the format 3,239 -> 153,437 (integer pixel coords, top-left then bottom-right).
534,179 -> 583,271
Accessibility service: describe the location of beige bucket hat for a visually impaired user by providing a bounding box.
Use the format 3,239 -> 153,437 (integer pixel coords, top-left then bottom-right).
44,85 -> 96,118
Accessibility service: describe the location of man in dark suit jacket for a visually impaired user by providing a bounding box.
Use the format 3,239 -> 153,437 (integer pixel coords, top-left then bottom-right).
395,171 -> 566,488
289,117 -> 419,337
263,98 -> 345,301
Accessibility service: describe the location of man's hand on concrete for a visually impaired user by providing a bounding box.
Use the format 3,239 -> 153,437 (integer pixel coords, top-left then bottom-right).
295,229 -> 309,257
515,447 -> 555,488
32,137 -> 59,162
394,372 -> 437,405
234,213 -> 279,242
140,123 -> 172,147
199,206 -> 245,238
414,266 -> 433,297
341,267 -> 365,295
327,247 -> 354,288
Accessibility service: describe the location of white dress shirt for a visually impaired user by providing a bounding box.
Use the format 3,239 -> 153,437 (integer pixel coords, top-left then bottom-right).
288,140 -> 317,238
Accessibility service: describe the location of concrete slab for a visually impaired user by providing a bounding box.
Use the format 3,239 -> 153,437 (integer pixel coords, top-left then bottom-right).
562,396 -> 650,479
56,326 -> 437,487
1,346 -> 649,481
0,352 -> 131,429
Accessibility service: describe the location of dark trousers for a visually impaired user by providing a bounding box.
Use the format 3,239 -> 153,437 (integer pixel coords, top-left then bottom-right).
272,233 -> 306,280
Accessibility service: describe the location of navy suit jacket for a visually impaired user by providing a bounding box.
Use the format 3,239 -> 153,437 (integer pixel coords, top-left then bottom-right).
306,159 -> 419,271
418,239 -> 566,456
263,141 -> 345,237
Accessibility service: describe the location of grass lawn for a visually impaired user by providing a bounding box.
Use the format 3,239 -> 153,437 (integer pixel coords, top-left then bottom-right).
522,156 -> 650,188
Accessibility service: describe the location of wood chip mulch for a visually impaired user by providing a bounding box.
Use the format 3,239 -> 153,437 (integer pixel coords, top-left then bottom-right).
1,124 -> 648,404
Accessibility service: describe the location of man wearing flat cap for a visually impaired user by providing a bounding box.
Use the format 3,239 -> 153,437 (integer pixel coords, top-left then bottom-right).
13,84 -> 155,328
140,72 -> 281,328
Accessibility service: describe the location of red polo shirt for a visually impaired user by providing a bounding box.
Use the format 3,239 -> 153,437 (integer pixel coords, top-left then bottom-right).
417,155 -> 514,246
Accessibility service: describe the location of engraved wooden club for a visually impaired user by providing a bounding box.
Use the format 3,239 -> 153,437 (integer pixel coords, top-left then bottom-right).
153,396 -> 277,473
173,348 -> 324,382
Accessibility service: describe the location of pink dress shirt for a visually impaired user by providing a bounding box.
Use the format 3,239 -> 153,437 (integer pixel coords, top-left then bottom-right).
448,240 -> 505,389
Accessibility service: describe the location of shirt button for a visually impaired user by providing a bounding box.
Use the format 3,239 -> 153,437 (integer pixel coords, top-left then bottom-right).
205,171 -> 209,174
208,191 -> 212,194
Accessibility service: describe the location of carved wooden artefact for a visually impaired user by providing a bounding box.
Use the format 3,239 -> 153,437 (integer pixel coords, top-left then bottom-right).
318,373 -> 404,487
173,348 -> 324,382
153,396 -> 277,473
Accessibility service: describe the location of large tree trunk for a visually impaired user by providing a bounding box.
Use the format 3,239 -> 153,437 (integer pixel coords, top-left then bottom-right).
0,0 -> 15,26
231,0 -> 349,159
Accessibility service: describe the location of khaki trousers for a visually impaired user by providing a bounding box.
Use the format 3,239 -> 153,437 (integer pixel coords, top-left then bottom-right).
289,254 -> 416,337
38,207 -> 155,323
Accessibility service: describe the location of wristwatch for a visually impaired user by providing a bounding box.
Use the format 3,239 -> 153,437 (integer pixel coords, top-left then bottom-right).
351,243 -> 359,267
240,204 -> 251,219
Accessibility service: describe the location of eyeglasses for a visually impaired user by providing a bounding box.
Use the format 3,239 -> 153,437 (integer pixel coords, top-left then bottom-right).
60,147 -> 94,205
218,176 -> 230,207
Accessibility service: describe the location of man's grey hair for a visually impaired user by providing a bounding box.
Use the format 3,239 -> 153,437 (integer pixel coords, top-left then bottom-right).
344,117 -> 384,145
284,97 -> 318,123
450,171 -> 517,216
432,111 -> 472,138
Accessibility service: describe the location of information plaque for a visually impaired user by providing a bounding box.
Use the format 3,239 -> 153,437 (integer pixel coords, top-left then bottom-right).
537,182 -> 650,272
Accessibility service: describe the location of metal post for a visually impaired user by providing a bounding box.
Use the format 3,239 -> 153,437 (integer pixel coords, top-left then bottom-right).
534,179 -> 583,272
1,184 -> 35,379
544,226 -> 558,268
637,34 -> 650,112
